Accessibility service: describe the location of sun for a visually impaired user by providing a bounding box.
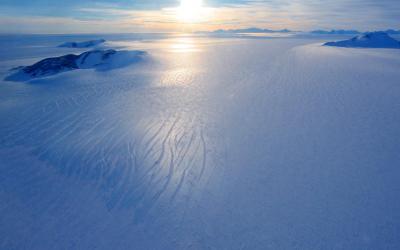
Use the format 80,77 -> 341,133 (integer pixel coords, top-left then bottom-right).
178,0 -> 205,23
181,0 -> 203,9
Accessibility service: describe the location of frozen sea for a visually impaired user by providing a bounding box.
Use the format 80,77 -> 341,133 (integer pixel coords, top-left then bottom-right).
1,33 -> 400,249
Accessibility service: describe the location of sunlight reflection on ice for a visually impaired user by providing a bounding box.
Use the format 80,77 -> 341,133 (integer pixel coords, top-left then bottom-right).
169,36 -> 199,53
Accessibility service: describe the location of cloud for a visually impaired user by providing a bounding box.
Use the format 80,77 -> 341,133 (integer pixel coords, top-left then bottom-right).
0,16 -> 147,34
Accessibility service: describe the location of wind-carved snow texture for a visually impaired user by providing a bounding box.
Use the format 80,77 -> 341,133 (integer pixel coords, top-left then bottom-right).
58,39 -> 106,48
1,107 -> 211,222
324,31 -> 400,48
4,49 -> 147,81
1,35 -> 400,249
0,36 -> 223,249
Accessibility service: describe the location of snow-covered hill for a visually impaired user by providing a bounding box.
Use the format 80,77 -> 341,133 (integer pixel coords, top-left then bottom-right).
5,49 -> 147,81
324,31 -> 400,48
58,39 -> 106,48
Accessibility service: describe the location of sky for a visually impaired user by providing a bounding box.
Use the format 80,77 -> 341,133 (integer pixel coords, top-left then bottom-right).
0,0 -> 399,33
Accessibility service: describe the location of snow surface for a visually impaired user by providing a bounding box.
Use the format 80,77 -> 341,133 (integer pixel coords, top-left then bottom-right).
1,34 -> 400,249
58,39 -> 106,48
324,31 -> 400,48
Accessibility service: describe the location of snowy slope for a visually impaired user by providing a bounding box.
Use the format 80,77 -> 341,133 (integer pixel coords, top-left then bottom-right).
324,31 -> 400,48
0,35 -> 400,249
4,49 -> 147,81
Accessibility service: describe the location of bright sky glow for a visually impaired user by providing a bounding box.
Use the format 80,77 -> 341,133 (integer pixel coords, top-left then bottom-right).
0,0 -> 399,33
175,0 -> 213,24
178,0 -> 203,22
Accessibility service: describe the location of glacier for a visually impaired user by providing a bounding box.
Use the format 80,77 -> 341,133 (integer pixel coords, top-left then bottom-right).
0,33 -> 400,249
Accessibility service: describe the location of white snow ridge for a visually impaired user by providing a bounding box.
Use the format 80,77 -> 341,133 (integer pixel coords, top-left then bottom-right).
4,49 -> 147,81
324,31 -> 400,48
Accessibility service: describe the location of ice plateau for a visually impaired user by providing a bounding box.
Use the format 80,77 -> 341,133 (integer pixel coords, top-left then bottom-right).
1,33 -> 400,250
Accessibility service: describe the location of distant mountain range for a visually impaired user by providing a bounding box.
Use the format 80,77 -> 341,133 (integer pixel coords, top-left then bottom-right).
205,28 -> 293,34
310,29 -> 361,35
203,27 -> 400,35
311,29 -> 400,35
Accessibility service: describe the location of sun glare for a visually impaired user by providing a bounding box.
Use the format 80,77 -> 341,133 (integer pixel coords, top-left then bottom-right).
178,0 -> 207,23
